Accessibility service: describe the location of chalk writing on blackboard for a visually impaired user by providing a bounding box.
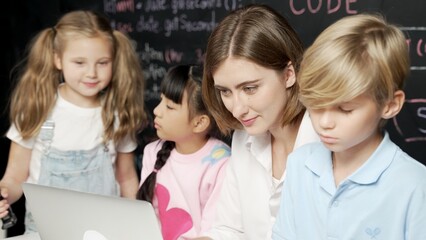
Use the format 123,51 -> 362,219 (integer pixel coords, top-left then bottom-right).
104,0 -> 136,13
402,27 -> 426,70
104,0 -> 243,102
393,99 -> 426,142
289,0 -> 358,15
104,0 -> 243,14
112,12 -> 219,36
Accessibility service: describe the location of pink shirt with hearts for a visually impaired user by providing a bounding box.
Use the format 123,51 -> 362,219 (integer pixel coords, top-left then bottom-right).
139,138 -> 230,240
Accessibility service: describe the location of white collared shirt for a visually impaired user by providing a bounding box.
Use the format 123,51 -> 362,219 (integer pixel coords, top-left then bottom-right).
205,112 -> 319,240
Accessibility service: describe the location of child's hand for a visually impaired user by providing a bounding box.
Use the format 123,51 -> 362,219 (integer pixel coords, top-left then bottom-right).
0,187 -> 18,229
0,188 -> 10,218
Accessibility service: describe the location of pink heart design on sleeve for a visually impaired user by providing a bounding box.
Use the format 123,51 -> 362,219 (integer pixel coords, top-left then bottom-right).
155,184 -> 193,240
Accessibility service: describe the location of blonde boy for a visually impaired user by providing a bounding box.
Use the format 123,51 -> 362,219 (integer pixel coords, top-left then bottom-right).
272,13 -> 426,240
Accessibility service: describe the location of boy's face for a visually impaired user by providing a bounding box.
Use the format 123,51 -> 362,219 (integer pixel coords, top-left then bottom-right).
308,94 -> 384,156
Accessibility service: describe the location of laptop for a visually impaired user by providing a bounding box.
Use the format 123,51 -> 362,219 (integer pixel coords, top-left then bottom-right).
22,183 -> 163,240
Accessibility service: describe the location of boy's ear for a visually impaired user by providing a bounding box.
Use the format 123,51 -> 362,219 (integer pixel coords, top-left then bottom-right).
283,62 -> 296,89
54,53 -> 62,70
382,90 -> 405,119
192,115 -> 210,133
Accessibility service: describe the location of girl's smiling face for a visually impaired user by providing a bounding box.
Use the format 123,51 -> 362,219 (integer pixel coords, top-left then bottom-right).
55,36 -> 113,107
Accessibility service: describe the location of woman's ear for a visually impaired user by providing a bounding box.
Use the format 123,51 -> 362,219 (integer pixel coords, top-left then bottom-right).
192,115 -> 211,133
382,90 -> 405,119
283,62 -> 296,89
54,52 -> 62,70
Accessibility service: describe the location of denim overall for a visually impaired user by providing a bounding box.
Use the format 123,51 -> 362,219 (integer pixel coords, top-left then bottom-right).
25,120 -> 118,233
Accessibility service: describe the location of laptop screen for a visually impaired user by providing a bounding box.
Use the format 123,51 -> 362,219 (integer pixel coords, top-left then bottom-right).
22,183 -> 163,240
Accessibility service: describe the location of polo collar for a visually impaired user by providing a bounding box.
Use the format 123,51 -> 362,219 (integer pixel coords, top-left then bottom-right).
306,132 -> 397,193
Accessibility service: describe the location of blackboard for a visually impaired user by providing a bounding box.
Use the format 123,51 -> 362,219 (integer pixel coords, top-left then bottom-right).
4,1 -> 424,163
101,0 -> 426,163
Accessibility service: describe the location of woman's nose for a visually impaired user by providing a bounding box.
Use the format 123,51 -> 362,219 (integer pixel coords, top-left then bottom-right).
231,93 -> 249,119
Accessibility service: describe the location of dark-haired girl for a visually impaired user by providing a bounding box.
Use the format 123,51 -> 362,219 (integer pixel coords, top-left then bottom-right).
137,65 -> 230,240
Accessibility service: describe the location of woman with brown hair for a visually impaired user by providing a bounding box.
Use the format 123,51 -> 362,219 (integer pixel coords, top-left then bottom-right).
197,4 -> 319,240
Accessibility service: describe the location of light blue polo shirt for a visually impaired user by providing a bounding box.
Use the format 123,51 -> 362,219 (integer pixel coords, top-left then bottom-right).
272,132 -> 426,240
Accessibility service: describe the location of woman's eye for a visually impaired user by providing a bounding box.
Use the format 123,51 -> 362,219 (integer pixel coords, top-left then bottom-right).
243,86 -> 257,94
218,89 -> 231,97
166,105 -> 174,110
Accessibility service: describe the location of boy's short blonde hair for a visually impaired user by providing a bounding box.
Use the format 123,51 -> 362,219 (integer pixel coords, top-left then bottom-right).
298,13 -> 410,111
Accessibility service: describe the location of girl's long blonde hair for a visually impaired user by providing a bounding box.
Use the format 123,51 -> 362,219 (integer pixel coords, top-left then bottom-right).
10,10 -> 146,144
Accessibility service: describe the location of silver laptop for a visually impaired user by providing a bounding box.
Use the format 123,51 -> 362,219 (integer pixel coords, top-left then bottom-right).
22,183 -> 163,240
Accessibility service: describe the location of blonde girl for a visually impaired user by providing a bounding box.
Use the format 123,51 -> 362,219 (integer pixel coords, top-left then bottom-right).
0,10 -> 146,233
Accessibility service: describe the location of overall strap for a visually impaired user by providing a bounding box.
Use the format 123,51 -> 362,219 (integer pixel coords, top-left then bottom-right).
39,120 -> 55,153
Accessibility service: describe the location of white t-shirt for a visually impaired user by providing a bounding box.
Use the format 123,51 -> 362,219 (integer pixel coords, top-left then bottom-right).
7,92 -> 136,184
